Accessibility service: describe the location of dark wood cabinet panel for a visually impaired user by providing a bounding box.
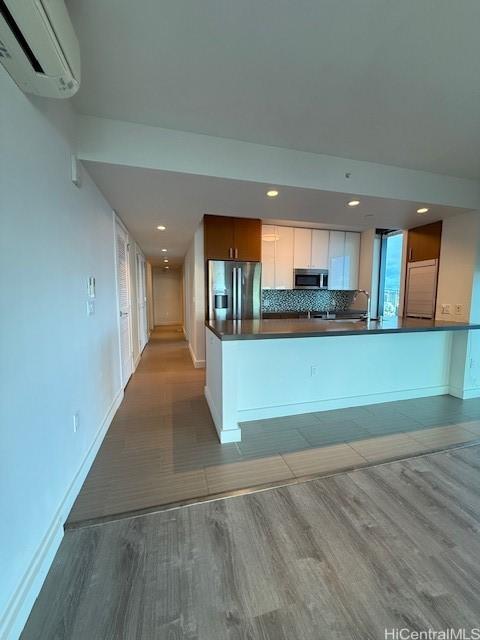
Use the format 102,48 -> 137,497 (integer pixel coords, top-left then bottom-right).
407,220 -> 442,262
233,217 -> 261,261
204,215 -> 261,261
204,215 -> 235,260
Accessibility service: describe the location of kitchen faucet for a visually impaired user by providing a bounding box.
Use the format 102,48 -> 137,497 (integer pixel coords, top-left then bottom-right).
354,289 -> 371,322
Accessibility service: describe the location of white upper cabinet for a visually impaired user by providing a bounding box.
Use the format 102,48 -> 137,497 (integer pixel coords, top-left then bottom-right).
344,232 -> 360,290
275,226 -> 294,289
328,230 -> 360,290
328,231 -> 346,289
311,230 -> 330,269
293,228 -> 312,269
262,224 -> 359,290
261,225 -> 276,289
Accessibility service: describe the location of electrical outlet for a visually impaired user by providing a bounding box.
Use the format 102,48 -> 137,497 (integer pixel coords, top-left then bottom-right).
455,304 -> 463,315
310,365 -> 319,377
73,411 -> 80,433
441,304 -> 451,315
87,300 -> 95,316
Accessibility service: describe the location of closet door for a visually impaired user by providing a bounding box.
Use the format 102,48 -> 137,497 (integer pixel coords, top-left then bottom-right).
115,220 -> 133,386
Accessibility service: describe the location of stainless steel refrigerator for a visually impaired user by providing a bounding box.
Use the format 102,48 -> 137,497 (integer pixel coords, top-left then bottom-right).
207,260 -> 262,321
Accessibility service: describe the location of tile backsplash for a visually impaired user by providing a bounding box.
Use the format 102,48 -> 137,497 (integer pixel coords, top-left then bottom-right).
262,289 -> 356,313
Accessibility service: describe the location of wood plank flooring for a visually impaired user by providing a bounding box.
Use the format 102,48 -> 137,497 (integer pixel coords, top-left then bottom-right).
22,444 -> 480,639
67,326 -> 480,525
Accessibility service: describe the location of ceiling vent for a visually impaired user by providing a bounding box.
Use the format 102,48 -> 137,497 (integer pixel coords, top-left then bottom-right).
0,0 -> 80,98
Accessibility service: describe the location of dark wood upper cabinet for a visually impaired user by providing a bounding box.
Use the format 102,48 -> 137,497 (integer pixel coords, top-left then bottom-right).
407,220 -> 442,263
204,215 -> 261,261
232,217 -> 261,261
204,215 -> 234,261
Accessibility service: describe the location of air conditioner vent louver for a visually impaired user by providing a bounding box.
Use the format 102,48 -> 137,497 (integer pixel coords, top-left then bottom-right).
0,0 -> 80,98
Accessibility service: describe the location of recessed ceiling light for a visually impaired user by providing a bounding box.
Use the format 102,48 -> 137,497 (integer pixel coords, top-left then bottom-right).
163,259 -> 169,263
161,248 -> 167,252
165,266 -> 169,270
266,190 -> 279,198
417,207 -> 429,214
348,200 -> 360,207
157,225 -> 166,230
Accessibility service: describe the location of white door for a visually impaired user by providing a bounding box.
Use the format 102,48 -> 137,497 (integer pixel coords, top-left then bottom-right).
293,228 -> 311,269
136,252 -> 148,352
311,230 -> 330,269
115,220 -> 133,386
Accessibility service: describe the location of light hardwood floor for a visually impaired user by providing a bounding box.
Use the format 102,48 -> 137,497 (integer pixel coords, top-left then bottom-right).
22,444 -> 480,639
67,326 -> 480,525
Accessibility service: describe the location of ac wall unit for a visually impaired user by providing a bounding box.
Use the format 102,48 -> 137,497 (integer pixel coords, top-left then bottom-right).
0,0 -> 80,98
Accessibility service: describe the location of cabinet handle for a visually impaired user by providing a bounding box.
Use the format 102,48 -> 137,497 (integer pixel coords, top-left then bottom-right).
229,247 -> 233,258
409,248 -> 413,261
234,248 -> 238,259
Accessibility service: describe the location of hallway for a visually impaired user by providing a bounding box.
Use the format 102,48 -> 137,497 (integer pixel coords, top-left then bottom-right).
68,327 -> 480,526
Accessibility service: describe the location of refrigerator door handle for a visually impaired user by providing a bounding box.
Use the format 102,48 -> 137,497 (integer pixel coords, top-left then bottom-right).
236,267 -> 242,318
232,267 -> 238,319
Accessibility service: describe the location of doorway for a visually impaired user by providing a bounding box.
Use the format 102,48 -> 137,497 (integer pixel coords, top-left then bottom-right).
378,231 -> 404,318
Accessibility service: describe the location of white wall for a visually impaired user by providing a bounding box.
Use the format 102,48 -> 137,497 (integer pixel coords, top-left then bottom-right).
436,211 -> 480,323
436,210 -> 480,398
183,223 -> 205,367
0,69 -> 123,639
153,268 -> 183,325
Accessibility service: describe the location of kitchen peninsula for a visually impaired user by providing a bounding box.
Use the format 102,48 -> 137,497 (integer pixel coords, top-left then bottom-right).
205,317 -> 480,442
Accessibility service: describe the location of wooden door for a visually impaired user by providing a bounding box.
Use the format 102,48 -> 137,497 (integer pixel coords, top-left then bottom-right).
293,228 -> 312,268
204,215 -> 234,260
233,218 -> 261,261
311,230 -> 329,269
407,221 -> 442,263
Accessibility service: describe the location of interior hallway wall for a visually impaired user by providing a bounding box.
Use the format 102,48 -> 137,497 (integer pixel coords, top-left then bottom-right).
183,223 -> 205,367
0,68 -> 122,640
153,268 -> 184,325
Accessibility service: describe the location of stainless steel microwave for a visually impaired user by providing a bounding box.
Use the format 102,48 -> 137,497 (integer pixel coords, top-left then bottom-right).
294,269 -> 329,289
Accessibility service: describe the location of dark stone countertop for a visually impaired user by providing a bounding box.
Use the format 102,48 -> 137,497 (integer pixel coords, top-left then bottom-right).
206,317 -> 480,341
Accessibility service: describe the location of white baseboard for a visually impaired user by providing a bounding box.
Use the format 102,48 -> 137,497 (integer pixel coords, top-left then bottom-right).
0,388 -> 124,640
188,342 -> 205,369
204,385 -> 241,443
237,385 -> 451,423
449,385 -> 480,399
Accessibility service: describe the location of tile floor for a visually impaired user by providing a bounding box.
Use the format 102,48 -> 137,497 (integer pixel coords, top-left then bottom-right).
67,326 -> 480,525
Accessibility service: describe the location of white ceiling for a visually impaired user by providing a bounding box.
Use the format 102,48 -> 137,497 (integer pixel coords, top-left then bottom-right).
84,161 -> 469,265
68,0 -> 480,179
